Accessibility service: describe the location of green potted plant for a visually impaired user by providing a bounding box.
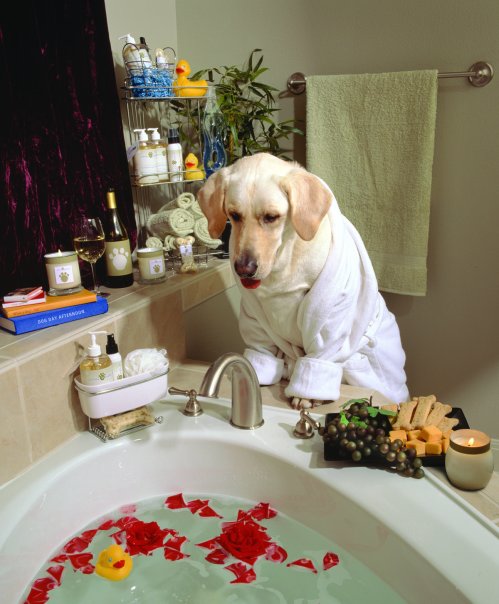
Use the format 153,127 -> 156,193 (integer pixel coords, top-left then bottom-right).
173,49 -> 302,166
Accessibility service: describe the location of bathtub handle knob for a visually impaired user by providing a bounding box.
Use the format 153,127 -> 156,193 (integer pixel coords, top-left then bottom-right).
169,386 -> 204,417
293,409 -> 321,439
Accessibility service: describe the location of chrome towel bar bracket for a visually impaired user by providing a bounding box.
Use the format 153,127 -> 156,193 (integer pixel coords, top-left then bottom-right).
286,61 -> 494,95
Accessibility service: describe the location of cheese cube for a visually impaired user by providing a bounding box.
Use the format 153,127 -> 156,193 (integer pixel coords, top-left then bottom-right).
406,439 -> 426,456
419,425 -> 442,443
425,441 -> 443,455
442,438 -> 450,453
389,429 -> 407,442
407,429 -> 421,441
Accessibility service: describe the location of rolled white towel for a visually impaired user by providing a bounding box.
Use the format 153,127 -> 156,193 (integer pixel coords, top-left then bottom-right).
163,235 -> 177,252
147,208 -> 194,239
145,236 -> 163,248
189,199 -> 205,219
159,192 -> 195,213
193,216 -> 223,249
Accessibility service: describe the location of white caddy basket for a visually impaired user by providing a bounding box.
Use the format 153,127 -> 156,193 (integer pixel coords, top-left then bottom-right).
74,367 -> 169,419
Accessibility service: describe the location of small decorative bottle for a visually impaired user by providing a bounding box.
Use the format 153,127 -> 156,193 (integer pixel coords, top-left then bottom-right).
167,128 -> 184,182
80,331 -> 113,386
103,188 -> 134,288
202,86 -> 227,177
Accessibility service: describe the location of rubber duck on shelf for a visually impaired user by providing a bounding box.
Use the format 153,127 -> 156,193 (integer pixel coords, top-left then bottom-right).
95,544 -> 133,581
174,60 -> 207,97
184,153 -> 205,180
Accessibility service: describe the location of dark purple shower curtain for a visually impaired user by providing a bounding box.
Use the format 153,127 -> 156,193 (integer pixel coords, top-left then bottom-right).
0,0 -> 136,295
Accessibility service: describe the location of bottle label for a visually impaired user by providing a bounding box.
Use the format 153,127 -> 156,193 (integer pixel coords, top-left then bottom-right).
81,365 -> 114,386
105,240 -> 133,276
134,148 -> 157,177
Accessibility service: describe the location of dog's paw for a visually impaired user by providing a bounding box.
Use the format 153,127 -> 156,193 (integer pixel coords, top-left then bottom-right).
290,397 -> 316,409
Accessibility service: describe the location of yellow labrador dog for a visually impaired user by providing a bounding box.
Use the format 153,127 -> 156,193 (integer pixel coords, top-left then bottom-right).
198,153 -> 409,408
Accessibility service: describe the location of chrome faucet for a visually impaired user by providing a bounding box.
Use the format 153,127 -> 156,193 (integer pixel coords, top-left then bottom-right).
199,352 -> 264,429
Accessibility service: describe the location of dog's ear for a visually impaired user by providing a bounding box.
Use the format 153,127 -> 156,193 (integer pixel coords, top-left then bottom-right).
280,170 -> 332,240
197,168 -> 230,238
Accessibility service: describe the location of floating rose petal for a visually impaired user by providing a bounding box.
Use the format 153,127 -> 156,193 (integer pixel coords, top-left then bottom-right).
32,578 -> 58,592
225,562 -> 257,584
205,548 -> 228,564
125,520 -> 170,556
67,552 -> 94,573
198,505 -> 223,518
164,493 -> 187,509
196,537 -> 219,550
248,502 -> 277,520
110,529 -> 127,545
286,558 -> 318,573
120,503 -> 137,514
46,565 -> 64,585
97,519 -> 115,531
323,551 -> 340,570
62,536 -> 91,554
114,516 -> 138,530
164,547 -> 188,561
265,542 -> 288,563
186,499 -> 209,514
80,529 -> 98,543
25,586 -> 50,604
218,518 -> 271,565
50,554 -> 67,564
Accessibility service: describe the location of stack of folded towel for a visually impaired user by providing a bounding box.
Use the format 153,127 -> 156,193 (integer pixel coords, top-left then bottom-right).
146,192 -> 222,251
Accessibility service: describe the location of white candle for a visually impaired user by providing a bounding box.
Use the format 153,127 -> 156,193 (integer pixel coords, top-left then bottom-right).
445,429 -> 494,490
137,247 -> 166,284
44,251 -> 82,295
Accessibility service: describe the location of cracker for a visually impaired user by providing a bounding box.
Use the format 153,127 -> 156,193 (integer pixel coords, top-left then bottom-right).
392,400 -> 417,430
411,396 -> 434,429
425,401 -> 452,427
437,416 -> 459,433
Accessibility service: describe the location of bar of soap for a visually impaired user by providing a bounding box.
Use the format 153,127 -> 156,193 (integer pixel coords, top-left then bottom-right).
419,425 -> 442,443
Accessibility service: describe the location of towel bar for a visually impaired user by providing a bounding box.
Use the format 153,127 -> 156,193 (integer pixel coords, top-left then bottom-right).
287,61 -> 494,95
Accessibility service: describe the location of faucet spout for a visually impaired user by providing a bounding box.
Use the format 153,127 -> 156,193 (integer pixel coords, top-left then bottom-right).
199,352 -> 264,429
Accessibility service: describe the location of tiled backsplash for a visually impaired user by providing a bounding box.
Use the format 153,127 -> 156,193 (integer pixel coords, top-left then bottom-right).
0,260 -> 234,485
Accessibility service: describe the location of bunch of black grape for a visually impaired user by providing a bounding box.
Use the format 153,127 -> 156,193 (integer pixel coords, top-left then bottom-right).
320,400 -> 425,478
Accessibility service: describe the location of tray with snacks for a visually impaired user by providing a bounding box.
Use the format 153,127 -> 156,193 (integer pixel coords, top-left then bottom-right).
322,396 -> 470,475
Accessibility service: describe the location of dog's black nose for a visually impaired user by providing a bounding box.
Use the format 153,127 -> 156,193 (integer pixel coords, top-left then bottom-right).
234,255 -> 258,278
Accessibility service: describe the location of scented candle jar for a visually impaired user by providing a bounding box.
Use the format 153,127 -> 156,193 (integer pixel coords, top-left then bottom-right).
137,247 -> 166,284
445,429 -> 494,490
44,251 -> 83,296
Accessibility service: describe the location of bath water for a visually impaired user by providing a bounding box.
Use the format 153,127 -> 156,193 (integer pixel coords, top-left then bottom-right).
23,493 -> 404,603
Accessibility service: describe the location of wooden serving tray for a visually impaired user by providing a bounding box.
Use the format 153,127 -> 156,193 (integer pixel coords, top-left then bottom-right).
323,408 -> 469,467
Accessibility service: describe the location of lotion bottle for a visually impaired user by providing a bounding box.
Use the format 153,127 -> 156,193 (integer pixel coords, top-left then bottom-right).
106,333 -> 124,380
80,331 -> 113,386
133,128 -> 159,184
118,34 -> 141,74
167,128 -> 183,182
148,127 -> 169,181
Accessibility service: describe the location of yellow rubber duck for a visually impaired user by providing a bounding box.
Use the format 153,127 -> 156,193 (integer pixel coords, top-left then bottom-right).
184,153 -> 205,180
174,60 -> 207,97
95,544 -> 133,581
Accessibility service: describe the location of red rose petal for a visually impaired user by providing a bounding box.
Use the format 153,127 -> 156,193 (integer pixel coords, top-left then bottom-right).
265,542 -> 288,563
25,587 -> 50,604
97,519 -> 115,531
110,529 -> 127,545
62,536 -> 90,554
286,558 -> 318,573
80,564 -> 95,575
205,548 -> 228,564
164,547 -> 188,561
197,505 -> 223,518
187,499 -> 209,514
32,578 -> 58,592
249,502 -> 277,520
323,551 -> 340,570
120,503 -> 137,514
46,564 -> 65,585
196,537 -> 219,550
114,516 -> 138,530
225,562 -> 257,584
67,552 -> 94,572
50,554 -> 67,564
164,493 -> 187,509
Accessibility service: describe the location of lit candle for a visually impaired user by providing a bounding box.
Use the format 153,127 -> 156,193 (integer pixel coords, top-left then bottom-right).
44,250 -> 83,296
445,429 -> 494,490
137,247 -> 166,284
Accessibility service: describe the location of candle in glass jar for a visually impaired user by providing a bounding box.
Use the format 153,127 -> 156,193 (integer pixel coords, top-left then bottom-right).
445,429 -> 494,490
44,251 -> 82,295
137,247 -> 166,284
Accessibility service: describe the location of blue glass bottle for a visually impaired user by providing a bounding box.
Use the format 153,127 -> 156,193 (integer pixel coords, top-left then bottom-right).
202,87 -> 227,177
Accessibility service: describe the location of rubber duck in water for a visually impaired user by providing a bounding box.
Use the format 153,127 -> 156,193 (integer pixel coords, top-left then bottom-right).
184,153 -> 205,180
95,544 -> 133,581
174,60 -> 207,97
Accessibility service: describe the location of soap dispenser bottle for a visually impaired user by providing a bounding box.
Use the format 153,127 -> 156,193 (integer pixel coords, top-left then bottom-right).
148,127 -> 169,182
106,333 -> 124,380
133,128 -> 159,184
80,331 -> 114,386
119,34 -> 141,75
167,128 -> 183,182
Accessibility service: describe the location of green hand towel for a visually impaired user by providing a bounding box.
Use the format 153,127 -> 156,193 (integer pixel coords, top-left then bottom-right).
306,70 -> 438,296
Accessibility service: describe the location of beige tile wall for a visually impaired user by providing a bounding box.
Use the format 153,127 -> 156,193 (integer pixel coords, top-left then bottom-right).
0,260 -> 233,485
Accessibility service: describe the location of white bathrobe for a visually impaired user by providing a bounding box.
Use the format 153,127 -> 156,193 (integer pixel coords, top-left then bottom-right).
237,194 -> 410,404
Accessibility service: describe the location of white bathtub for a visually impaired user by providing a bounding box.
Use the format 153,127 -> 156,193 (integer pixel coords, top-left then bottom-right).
0,397 -> 498,603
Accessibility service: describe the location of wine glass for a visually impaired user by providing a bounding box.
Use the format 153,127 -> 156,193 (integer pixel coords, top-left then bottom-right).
73,217 -> 106,293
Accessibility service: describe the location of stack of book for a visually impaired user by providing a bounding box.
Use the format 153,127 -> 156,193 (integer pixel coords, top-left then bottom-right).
0,287 -> 108,335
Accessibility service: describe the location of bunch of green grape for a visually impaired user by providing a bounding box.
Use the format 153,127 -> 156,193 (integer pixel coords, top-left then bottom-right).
320,400 -> 425,479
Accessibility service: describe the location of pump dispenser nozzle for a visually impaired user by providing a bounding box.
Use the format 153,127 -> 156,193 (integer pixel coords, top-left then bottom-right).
87,331 -> 107,357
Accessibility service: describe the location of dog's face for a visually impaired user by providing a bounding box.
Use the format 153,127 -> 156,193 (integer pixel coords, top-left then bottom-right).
198,153 -> 332,288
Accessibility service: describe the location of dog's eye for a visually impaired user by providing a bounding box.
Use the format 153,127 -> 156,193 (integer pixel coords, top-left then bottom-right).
263,214 -> 279,224
229,212 -> 241,223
